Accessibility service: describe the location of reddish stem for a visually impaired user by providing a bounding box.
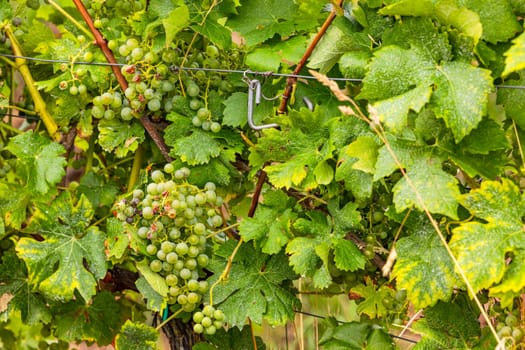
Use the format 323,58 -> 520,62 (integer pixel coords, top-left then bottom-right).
277,0 -> 343,114
71,0 -> 172,161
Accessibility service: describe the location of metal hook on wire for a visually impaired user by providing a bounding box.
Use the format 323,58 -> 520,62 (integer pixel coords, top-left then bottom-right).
243,71 -> 279,130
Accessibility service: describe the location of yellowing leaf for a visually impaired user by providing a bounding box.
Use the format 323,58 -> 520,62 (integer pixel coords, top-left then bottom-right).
16,193 -> 106,302
502,31 -> 525,77
392,221 -> 459,309
450,179 -> 525,293
343,136 -> 380,173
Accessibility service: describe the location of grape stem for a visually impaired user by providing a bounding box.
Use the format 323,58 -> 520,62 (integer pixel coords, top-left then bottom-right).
71,0 -> 173,162
4,26 -> 60,142
155,307 -> 184,331
127,144 -> 144,191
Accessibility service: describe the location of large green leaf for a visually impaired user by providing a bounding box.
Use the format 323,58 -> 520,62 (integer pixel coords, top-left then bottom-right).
5,131 -> 66,194
207,241 -> 300,326
226,0 -> 315,45
431,61 -> 492,142
16,193 -> 107,302
170,129 -> 222,165
450,179 -> 525,293
392,221 -> 459,309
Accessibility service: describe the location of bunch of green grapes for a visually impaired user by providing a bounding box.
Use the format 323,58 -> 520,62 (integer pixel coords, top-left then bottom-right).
191,304 -> 225,335
495,308 -> 523,346
113,164 -> 226,330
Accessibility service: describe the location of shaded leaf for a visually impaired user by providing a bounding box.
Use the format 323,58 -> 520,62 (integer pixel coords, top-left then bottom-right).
207,241 -> 300,326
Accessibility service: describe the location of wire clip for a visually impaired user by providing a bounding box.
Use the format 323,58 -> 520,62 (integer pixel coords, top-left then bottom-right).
243,71 -> 279,130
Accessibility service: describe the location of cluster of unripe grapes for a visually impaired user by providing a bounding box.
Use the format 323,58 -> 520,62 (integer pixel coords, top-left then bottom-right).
496,309 -> 523,346
81,0 -> 238,129
114,164 -> 225,332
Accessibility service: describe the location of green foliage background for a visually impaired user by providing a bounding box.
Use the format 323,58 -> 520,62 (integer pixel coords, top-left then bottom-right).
1,0 -> 525,349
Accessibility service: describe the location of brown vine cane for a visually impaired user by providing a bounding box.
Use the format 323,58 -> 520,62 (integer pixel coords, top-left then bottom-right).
71,0 -> 172,162
277,0 -> 344,114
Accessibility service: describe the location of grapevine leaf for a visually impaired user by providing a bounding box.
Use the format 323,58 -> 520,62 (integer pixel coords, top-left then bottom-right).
252,109 -> 335,190
98,119 -> 145,158
239,189 -> 297,254
423,297 -> 481,345
392,221 -> 459,309
0,252 -> 51,324
16,193 -> 107,302
77,172 -> 119,208
372,85 -> 433,133
393,155 -> 460,219
192,10 -> 233,49
335,158 -> 373,200
208,241 -> 300,326
51,291 -> 125,345
379,0 -> 482,44
0,184 -> 31,229
115,320 -> 158,350
342,136 -> 380,174
339,51 -> 371,79
308,19 -> 370,74
458,119 -> 509,155
502,31 -> 525,76
450,179 -> 525,293
373,135 -> 417,181
350,279 -> 395,318
136,259 -> 169,298
333,239 -> 366,272
135,276 -> 166,312
382,17 -> 452,63
431,61 -> 492,142
5,131 -> 66,194
171,130 -> 222,165
162,5 -> 189,47
412,318 -> 475,350
226,0 -> 314,46
105,217 -> 129,260
328,199 -> 362,237
462,0 -> 521,44
358,46 -> 435,101
246,36 -> 306,72
319,320 -> 371,350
